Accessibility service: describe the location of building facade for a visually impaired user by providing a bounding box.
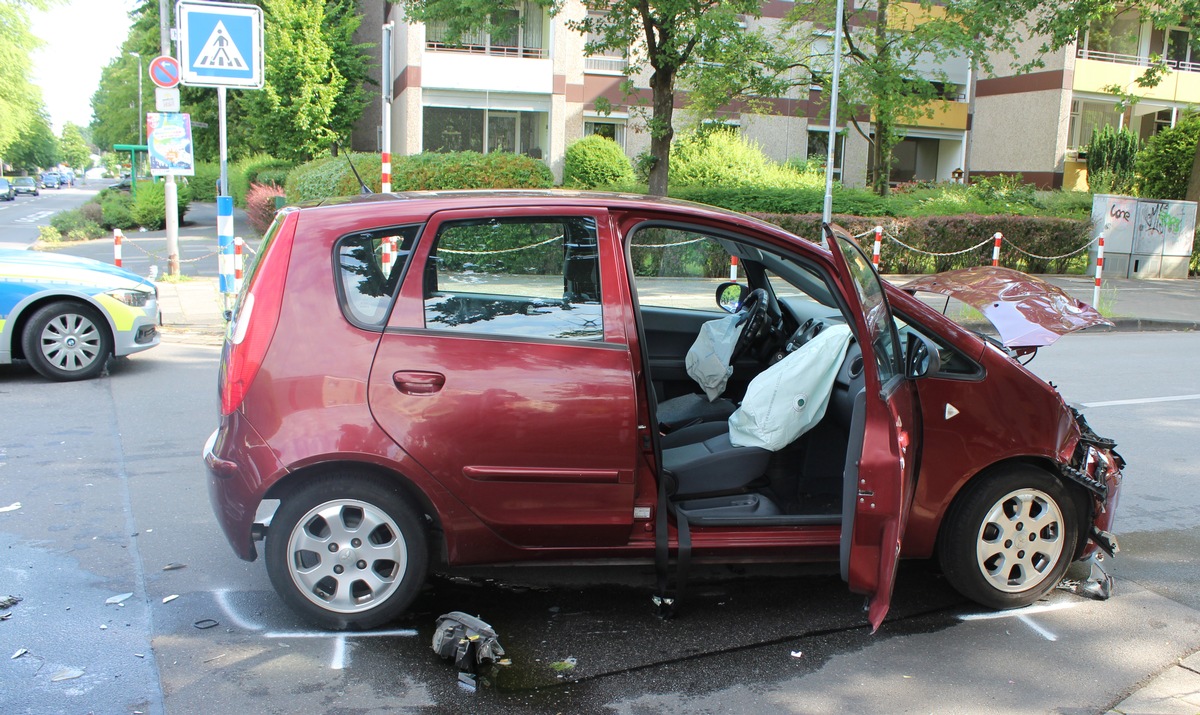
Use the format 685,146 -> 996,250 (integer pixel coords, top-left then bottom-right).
358,2 -> 1196,190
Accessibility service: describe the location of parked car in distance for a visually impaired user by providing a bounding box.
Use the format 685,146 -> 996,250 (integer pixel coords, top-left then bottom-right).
0,179 -> 13,201
12,176 -> 39,197
59,170 -> 74,187
204,191 -> 1123,632
0,249 -> 160,380
40,173 -> 61,189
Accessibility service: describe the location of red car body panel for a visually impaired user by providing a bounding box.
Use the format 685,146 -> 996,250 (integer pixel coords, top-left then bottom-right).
204,192 -> 1122,623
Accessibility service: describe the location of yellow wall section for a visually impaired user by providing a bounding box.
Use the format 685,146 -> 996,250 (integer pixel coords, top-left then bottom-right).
1063,160 -> 1090,191
888,2 -> 947,31
1074,58 -> 1200,104
876,100 -> 969,130
94,294 -> 138,331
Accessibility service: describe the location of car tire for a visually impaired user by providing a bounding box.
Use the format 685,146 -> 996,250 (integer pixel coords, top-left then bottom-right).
265,473 -> 428,630
938,466 -> 1079,610
21,301 -> 113,381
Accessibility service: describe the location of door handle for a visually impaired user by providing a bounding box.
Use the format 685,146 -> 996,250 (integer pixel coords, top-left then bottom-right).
393,371 -> 445,395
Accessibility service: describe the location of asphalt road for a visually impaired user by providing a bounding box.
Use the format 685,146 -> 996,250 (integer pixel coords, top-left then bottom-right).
1,331 -> 1199,713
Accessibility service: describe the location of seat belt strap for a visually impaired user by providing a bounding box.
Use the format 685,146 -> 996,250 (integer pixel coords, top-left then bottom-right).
654,470 -> 673,617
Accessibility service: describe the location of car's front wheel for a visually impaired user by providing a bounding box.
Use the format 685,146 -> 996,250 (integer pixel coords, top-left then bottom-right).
265,473 -> 428,630
21,301 -> 113,381
939,466 -> 1079,610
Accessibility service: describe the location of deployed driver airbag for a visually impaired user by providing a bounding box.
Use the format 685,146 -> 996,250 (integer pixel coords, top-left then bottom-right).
685,314 -> 744,401
728,324 -> 853,451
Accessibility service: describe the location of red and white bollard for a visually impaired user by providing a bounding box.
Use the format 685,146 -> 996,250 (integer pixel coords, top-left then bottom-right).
113,228 -> 123,268
992,232 -> 1003,267
1093,235 -> 1105,307
872,226 -> 883,268
729,255 -> 739,281
381,152 -> 392,194
234,236 -> 244,292
381,235 -> 396,277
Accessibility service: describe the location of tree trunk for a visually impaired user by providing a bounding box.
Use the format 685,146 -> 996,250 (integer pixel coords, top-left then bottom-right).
647,68 -> 676,197
872,0 -> 892,197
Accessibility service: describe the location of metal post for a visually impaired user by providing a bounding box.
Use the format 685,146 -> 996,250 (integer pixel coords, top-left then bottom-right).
130,52 -> 144,146
821,0 -> 847,240
382,21 -> 395,193
872,226 -> 883,268
992,232 -> 1003,267
160,0 -> 179,276
218,87 -> 229,197
1093,235 -> 1105,308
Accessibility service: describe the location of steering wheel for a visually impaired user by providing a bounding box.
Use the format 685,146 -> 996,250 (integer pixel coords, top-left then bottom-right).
790,318 -> 825,351
729,288 -> 771,364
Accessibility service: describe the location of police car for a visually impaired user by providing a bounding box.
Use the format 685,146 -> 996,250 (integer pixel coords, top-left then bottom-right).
1,249 -> 160,380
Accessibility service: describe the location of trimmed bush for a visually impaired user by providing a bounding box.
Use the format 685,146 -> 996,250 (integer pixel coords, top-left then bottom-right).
285,151 -> 554,203
564,135 -> 634,188
190,162 -> 221,202
1135,116 -> 1200,200
228,154 -> 294,207
100,192 -> 137,230
1087,125 -> 1139,195
50,209 -> 103,239
131,180 -> 193,230
245,183 -> 286,235
669,130 -> 818,189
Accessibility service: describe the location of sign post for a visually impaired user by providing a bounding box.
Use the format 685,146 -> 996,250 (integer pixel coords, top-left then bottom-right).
177,0 -> 263,302
149,54 -> 183,275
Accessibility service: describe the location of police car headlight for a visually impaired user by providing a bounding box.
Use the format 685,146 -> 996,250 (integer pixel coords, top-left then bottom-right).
107,288 -> 152,307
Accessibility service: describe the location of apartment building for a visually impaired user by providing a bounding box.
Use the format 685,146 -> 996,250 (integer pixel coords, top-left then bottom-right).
974,7 -> 1200,189
363,2 -> 1193,190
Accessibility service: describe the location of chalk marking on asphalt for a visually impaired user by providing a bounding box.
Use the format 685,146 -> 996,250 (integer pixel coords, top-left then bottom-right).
214,588 -> 264,631
1084,393 -> 1200,408
1017,615 -> 1058,641
332,635 -> 347,670
957,600 -> 1079,622
263,629 -> 417,639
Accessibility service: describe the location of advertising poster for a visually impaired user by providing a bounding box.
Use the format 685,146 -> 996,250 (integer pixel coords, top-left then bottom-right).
147,112 -> 195,176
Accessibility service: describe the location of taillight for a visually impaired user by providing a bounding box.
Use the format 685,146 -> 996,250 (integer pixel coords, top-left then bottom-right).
220,212 -> 298,415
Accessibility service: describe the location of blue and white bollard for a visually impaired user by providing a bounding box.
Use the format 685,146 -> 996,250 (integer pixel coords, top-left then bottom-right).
218,196 -> 234,296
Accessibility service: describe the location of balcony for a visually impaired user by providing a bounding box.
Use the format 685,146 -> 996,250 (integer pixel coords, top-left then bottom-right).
1074,49 -> 1200,103
584,56 -> 627,75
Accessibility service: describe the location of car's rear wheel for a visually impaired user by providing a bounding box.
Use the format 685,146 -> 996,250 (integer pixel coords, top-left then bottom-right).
22,301 -> 112,381
265,474 -> 428,630
939,466 -> 1079,610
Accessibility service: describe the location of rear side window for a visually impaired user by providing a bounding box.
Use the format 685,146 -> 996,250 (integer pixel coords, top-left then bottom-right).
335,226 -> 419,328
423,216 -> 603,341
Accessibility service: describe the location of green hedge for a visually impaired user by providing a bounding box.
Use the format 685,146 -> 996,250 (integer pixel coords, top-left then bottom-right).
753,213 -> 1092,274
189,162 -> 221,202
131,180 -> 193,230
564,135 -> 634,188
671,186 -> 895,217
285,151 -> 554,203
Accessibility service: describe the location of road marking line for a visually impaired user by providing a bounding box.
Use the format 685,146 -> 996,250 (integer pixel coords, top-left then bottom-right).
1017,615 -> 1058,641
1084,394 -> 1200,408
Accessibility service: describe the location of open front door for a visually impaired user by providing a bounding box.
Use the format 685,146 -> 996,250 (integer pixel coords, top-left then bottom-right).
826,224 -> 920,632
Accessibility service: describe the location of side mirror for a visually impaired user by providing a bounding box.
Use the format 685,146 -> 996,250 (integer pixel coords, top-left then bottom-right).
716,282 -> 746,314
905,331 -> 942,379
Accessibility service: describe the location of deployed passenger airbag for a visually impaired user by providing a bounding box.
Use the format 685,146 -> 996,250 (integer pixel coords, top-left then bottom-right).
685,314 -> 744,401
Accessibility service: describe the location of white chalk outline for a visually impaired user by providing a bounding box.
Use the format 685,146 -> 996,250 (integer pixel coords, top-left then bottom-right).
1084,393 -> 1200,408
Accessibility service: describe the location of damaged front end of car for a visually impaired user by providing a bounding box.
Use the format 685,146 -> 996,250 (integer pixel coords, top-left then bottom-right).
1056,407 -> 1125,599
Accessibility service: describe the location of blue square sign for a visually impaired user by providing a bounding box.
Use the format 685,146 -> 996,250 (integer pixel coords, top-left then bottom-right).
177,0 -> 263,88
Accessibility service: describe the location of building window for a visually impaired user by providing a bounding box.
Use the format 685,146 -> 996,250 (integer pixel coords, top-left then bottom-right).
1068,100 -> 1122,150
583,11 -> 628,74
423,107 -> 547,158
1080,10 -> 1143,58
425,1 -> 547,59
806,128 -> 844,175
585,120 -> 626,150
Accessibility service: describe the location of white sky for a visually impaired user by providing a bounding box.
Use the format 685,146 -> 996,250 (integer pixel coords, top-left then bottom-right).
30,0 -> 141,134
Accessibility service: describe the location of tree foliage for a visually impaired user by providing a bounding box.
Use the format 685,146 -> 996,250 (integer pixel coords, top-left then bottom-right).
8,109 -> 60,171
1135,117 -> 1200,200
59,122 -> 92,171
0,0 -> 54,163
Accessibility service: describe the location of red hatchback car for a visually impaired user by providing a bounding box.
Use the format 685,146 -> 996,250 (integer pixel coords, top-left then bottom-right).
205,192 -> 1122,631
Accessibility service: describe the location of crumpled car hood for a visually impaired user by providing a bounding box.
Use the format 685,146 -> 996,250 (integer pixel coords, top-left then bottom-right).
903,266 -> 1114,349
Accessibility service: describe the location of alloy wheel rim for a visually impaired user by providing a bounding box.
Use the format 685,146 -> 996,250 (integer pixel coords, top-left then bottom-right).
974,487 -> 1065,593
40,313 -> 102,372
286,499 -> 408,614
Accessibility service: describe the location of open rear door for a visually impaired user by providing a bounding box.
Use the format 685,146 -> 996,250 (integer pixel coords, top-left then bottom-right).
825,224 -> 920,632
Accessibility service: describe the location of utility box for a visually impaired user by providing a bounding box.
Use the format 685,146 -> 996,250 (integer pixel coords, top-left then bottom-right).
1090,195 -> 1196,279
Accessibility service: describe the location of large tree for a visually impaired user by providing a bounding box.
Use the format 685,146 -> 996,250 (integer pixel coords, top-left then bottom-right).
391,0 -> 768,195
0,0 -> 54,165
8,109 -> 60,172
59,122 -> 92,171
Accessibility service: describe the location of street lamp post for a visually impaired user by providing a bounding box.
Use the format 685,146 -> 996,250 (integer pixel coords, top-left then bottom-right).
129,52 -> 143,147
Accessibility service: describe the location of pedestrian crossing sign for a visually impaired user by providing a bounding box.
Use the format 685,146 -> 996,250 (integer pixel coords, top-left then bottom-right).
177,0 -> 263,88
